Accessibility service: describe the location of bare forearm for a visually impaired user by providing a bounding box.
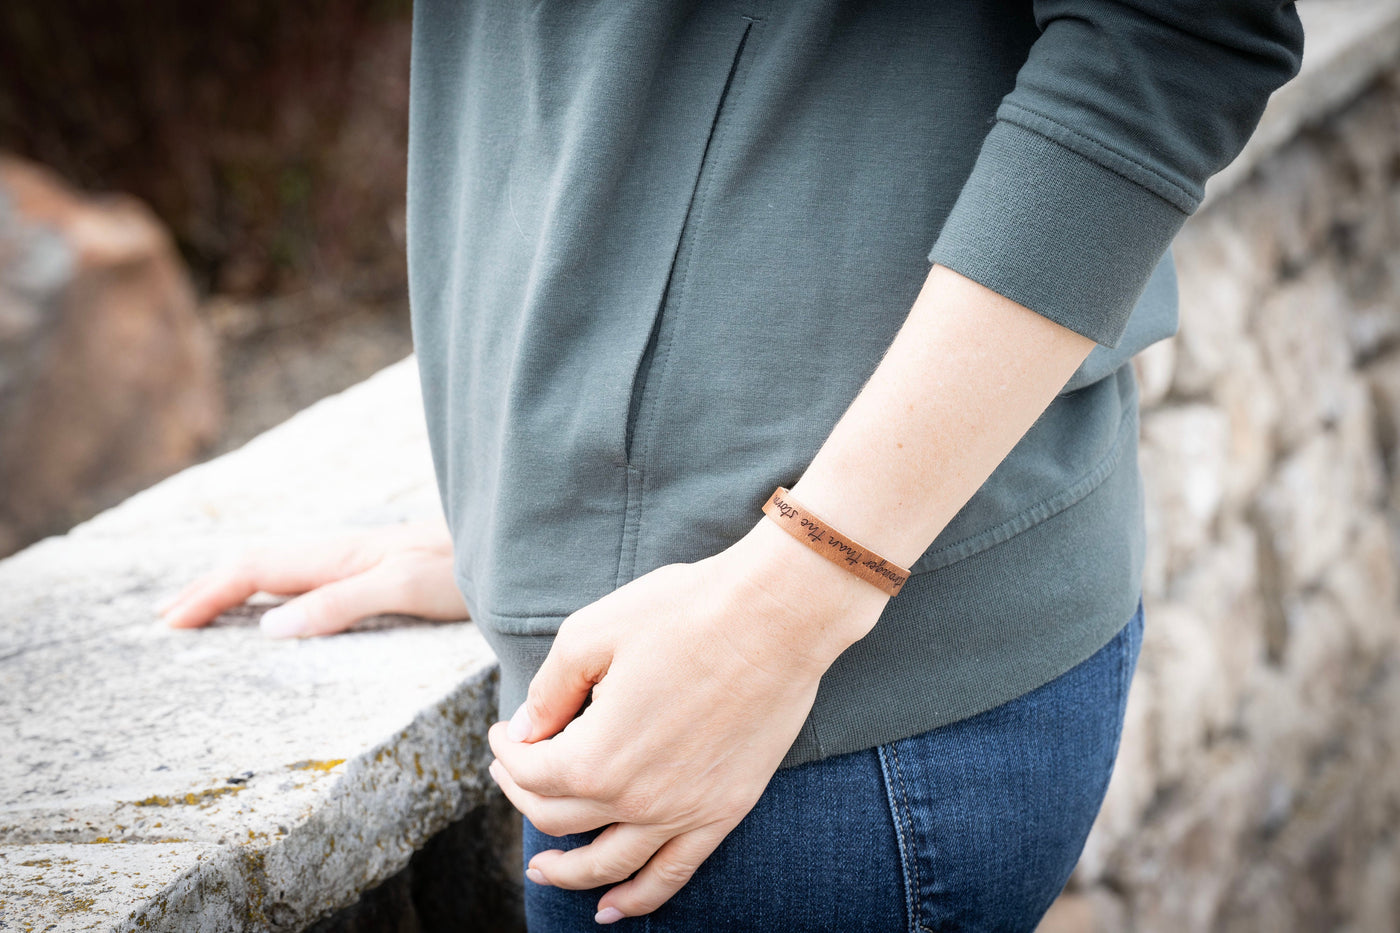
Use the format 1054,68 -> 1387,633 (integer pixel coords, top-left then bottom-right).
753,263 -> 1097,647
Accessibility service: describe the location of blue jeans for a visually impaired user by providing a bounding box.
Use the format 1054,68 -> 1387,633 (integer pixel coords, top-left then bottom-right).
524,594 -> 1145,932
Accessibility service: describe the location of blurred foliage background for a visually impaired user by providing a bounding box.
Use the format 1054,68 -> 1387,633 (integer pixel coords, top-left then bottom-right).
0,0 -> 419,554
0,0 -> 412,300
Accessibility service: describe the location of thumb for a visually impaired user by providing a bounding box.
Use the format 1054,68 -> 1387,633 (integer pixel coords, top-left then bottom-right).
509,622 -> 609,744
258,571 -> 401,638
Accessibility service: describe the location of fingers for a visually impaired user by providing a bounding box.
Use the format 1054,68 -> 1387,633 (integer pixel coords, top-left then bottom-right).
488,721 -> 580,797
159,571 -> 264,630
487,758 -> 614,838
255,570 -> 413,638
595,824 -> 730,923
528,821 -> 669,890
510,617 -> 609,743
158,535 -> 375,630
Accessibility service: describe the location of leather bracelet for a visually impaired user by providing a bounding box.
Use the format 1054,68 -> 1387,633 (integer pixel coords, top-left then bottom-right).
761,486 -> 910,598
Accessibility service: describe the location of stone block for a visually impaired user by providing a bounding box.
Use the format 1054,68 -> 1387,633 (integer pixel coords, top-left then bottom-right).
1171,221 -> 1267,397
1366,350 -> 1400,477
1132,336 -> 1176,410
1255,139 -> 1337,274
1255,426 -> 1364,592
1319,512 -> 1400,656
1115,751 -> 1257,933
1036,890 -> 1128,933
1139,403 -> 1232,590
1254,269 -> 1356,452
1139,602 -> 1233,784
1165,519 -> 1266,698
1280,589 -> 1355,708
1213,341 -> 1280,514
1347,301 -> 1400,363
1355,844 -> 1400,933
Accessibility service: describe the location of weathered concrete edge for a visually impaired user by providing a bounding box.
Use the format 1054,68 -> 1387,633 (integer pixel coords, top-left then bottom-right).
112,659 -> 503,933
1203,0 -> 1400,206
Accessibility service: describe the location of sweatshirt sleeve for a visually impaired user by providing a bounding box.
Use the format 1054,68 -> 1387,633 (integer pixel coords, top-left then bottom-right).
927,0 -> 1304,349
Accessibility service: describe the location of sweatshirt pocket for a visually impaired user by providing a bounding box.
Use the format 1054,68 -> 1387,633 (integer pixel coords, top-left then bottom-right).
620,15 -> 759,468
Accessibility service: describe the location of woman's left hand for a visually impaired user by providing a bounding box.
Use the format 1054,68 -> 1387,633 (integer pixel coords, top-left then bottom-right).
486,515 -> 890,923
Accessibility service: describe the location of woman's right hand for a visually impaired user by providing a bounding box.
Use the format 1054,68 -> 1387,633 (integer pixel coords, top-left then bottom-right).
155,518 -> 470,638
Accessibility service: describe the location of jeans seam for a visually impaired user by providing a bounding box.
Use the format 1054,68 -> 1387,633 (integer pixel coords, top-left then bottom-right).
878,742 -> 922,933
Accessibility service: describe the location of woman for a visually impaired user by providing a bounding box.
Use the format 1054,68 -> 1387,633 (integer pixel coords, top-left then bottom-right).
160,1 -> 1304,929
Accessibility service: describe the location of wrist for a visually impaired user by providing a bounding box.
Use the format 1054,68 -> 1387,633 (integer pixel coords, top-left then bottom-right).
722,512 -> 891,669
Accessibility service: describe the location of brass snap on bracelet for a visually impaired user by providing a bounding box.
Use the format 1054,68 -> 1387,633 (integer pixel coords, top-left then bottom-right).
761,487 -> 910,597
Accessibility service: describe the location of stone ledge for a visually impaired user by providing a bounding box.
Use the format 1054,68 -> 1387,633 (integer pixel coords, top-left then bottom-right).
0,358 -> 504,932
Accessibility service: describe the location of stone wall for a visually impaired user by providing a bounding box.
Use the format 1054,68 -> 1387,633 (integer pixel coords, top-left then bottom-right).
1043,64 -> 1400,933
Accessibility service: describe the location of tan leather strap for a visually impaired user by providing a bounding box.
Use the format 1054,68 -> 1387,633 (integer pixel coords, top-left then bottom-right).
761,487 -> 910,598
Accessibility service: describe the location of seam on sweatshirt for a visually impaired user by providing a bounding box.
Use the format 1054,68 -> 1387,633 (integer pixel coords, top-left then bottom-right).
911,394 -> 1138,575
997,101 -> 1198,214
617,18 -> 756,588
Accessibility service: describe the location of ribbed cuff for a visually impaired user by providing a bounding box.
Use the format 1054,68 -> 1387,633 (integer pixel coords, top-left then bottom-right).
928,119 -> 1190,350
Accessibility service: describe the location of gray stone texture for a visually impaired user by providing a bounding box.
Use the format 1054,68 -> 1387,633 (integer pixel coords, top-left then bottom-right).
0,361 -> 513,932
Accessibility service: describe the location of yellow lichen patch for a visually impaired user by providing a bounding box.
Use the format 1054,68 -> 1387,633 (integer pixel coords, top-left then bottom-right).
131,784 -> 244,807
19,858 -> 53,867
53,894 -> 97,915
288,758 -> 346,772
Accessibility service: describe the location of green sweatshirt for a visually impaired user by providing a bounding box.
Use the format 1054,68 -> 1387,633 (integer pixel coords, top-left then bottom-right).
406,0 -> 1304,767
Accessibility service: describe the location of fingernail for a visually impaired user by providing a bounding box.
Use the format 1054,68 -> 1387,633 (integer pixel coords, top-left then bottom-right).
260,604 -> 308,638
525,867 -> 548,885
154,594 -> 179,615
488,760 -> 502,784
507,704 -> 533,742
595,907 -> 625,925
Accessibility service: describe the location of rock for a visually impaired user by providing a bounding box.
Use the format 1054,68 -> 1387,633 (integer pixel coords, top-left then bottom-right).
1213,341 -> 1280,514
1139,403 -> 1232,591
1139,603 -> 1233,784
1171,222 -> 1265,397
1365,350 -> 1400,478
0,154 -> 222,558
1253,269 -> 1355,453
1165,519 -> 1266,702
1255,140 -> 1336,275
1114,751 -> 1257,933
1354,844 -> 1400,933
1255,427 -> 1362,592
1201,1 -> 1400,204
1280,590 -> 1354,708
1036,890 -> 1128,933
1347,302 -> 1400,363
1320,512 -> 1400,656
1036,893 -> 1096,933
1132,336 -> 1176,409
1069,39 -> 1400,933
